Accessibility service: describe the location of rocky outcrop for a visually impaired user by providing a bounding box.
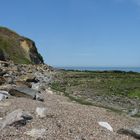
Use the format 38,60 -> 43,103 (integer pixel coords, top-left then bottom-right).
0,60 -> 54,101
0,27 -> 44,64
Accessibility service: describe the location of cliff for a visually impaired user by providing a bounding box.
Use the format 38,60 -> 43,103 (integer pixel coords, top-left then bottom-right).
0,27 -> 44,64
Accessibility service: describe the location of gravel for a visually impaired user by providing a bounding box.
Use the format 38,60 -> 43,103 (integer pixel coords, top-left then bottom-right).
0,89 -> 139,140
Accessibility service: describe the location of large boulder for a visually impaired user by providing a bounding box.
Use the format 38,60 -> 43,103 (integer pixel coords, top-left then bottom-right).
9,87 -> 37,99
117,125 -> 140,139
1,109 -> 32,129
9,87 -> 44,101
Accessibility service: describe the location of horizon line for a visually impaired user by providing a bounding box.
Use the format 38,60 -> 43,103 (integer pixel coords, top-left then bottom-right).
52,65 -> 140,68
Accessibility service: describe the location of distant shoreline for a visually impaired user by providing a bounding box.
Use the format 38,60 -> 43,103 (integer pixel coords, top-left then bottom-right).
55,66 -> 140,73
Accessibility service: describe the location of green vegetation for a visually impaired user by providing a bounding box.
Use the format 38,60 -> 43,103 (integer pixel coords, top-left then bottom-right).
51,70 -> 140,112
0,26 -> 44,64
0,36 -> 31,64
128,90 -> 140,99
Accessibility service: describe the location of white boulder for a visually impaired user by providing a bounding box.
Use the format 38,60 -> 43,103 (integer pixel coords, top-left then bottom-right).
98,121 -> 113,132
36,107 -> 47,118
0,90 -> 10,101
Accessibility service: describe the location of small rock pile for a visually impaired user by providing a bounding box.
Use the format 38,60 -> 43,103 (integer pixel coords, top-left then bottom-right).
0,60 -> 54,101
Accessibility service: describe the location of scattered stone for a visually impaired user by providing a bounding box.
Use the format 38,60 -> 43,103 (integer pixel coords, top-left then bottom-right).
69,128 -> 73,133
98,122 -> 113,132
128,108 -> 139,117
0,84 -> 16,91
26,76 -> 38,83
9,87 -> 37,99
36,107 -> 47,118
25,128 -> 46,138
1,109 -> 32,129
31,82 -> 46,92
15,81 -> 31,88
35,94 -> 44,102
46,88 -> 53,94
0,76 -> 6,85
117,125 -> 140,139
0,90 -> 10,96
5,77 -> 13,84
0,90 -> 10,101
0,61 -> 9,67
0,94 -> 7,101
31,83 -> 41,91
18,74 -> 38,83
9,87 -> 44,101
0,71 -> 6,76
56,121 -> 62,128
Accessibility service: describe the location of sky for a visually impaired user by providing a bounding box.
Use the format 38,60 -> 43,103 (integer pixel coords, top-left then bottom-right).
0,0 -> 140,67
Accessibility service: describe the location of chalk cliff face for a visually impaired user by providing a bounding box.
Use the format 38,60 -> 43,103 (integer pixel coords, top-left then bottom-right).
0,27 -> 44,64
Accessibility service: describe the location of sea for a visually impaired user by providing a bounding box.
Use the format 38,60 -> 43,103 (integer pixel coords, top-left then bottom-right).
56,67 -> 140,73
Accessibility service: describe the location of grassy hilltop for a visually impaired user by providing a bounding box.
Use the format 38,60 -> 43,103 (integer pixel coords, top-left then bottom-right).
0,27 -> 43,64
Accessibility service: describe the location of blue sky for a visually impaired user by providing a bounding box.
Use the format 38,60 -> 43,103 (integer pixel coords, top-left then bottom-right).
0,0 -> 140,67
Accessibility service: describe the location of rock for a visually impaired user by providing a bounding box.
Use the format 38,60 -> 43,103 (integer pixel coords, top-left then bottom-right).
98,122 -> 113,132
0,71 -> 6,76
9,86 -> 44,101
1,109 -> 32,129
34,72 -> 52,85
15,81 -> 31,88
128,108 -> 139,117
0,94 -> 6,101
2,72 -> 15,84
0,61 -> 9,67
4,77 -> 13,84
0,90 -> 10,101
0,84 -> 16,91
3,73 -> 10,77
36,107 -> 47,118
19,74 -> 38,83
9,87 -> 37,99
46,88 -> 53,94
0,76 -> 6,85
117,125 -> 140,139
25,128 -> 46,138
35,94 -> 44,102
31,82 -> 47,92
56,120 -> 62,128
31,83 -> 42,91
0,90 -> 9,96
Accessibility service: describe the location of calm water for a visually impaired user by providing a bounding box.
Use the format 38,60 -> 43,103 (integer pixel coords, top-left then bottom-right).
57,67 -> 140,73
